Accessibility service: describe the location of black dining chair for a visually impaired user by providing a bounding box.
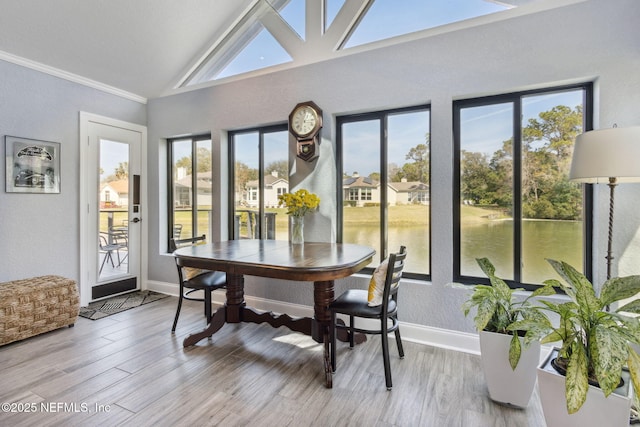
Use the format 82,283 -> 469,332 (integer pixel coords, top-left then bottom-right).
170,235 -> 227,333
329,246 -> 407,390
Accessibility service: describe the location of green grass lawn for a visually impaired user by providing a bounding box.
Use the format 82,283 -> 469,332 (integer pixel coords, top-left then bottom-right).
105,204 -> 502,237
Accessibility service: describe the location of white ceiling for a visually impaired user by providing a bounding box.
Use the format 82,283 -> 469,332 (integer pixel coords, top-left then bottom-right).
0,0 -> 255,101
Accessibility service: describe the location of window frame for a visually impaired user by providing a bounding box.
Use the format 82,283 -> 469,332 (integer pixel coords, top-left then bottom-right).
228,123 -> 289,240
167,134 -> 212,250
336,104 -> 431,281
452,83 -> 594,289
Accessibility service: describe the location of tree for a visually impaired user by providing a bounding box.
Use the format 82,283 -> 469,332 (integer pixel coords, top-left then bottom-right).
266,160 -> 288,179
175,147 -> 212,175
521,104 -> 583,220
234,161 -> 258,199
115,162 -> 128,179
461,104 -> 583,220
461,150 -> 491,204
523,105 -> 582,162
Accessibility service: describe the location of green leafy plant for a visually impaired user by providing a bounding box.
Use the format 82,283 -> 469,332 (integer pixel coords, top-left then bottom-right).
511,259 -> 640,414
463,257 -> 554,369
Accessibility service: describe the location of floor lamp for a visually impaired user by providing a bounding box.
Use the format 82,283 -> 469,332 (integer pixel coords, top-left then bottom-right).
569,126 -> 640,280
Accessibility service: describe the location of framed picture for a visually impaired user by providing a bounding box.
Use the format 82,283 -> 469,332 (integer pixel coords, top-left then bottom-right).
5,136 -> 61,194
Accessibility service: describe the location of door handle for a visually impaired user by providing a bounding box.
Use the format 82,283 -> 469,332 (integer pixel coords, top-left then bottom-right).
131,218 -> 141,223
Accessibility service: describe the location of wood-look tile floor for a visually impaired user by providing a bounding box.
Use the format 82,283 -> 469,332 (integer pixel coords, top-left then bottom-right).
0,296 -> 546,426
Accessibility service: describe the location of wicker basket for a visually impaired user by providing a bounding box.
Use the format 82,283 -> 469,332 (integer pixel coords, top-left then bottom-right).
0,275 -> 79,346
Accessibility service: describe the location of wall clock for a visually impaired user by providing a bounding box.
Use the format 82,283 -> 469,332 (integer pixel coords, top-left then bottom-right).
289,101 -> 322,161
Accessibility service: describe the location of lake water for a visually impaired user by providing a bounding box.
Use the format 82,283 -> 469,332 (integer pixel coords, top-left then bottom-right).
344,219 -> 583,284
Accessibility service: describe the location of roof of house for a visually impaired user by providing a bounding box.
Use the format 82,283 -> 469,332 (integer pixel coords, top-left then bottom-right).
101,179 -> 129,194
175,172 -> 213,188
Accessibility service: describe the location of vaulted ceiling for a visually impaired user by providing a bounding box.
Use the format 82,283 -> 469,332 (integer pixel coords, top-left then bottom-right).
0,0 -> 255,101
0,0 -> 570,102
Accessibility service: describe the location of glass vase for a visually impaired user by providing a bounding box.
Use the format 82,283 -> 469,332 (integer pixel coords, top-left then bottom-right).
290,215 -> 304,244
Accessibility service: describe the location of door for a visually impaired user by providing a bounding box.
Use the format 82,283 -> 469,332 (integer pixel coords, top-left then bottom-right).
80,113 -> 147,306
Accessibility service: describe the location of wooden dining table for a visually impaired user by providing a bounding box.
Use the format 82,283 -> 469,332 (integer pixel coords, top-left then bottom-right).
173,239 -> 375,387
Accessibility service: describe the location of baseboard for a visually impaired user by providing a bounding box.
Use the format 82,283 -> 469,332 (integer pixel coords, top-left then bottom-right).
147,280 -> 481,355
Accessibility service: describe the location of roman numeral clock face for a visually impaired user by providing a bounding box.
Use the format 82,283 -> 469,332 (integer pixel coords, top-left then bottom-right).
291,105 -> 319,138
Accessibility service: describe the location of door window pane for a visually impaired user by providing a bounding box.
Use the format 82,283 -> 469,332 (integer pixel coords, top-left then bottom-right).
99,139 -> 129,279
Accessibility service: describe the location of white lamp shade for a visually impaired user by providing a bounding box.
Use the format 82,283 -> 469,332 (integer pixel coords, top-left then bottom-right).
569,126 -> 640,183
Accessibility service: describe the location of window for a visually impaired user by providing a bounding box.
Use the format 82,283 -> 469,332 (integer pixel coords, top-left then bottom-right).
343,0 -> 509,49
229,124 -> 288,240
183,0 -> 561,86
338,105 -> 430,279
453,83 -> 593,288
168,135 -> 213,245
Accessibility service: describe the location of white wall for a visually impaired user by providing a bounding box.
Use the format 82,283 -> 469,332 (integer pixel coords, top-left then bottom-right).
146,0 -> 640,333
0,60 -> 146,286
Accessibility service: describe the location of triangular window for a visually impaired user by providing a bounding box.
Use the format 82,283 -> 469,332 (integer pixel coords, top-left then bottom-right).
181,0 -> 549,87
269,0 -> 305,40
217,23 -> 292,80
344,0 -> 510,48
325,0 -> 346,32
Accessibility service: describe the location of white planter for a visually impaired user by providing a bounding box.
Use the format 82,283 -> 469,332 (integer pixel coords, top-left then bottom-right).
479,330 -> 541,408
537,347 -> 633,427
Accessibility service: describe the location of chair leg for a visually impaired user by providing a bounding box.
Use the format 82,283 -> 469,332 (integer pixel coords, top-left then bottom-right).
394,323 -> 405,359
204,288 -> 212,323
381,318 -> 392,390
349,315 -> 355,348
99,253 -> 108,274
172,288 -> 184,333
330,312 -> 337,372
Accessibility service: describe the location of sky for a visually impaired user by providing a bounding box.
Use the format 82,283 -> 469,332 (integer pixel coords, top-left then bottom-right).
100,140 -> 129,181
219,0 -> 514,79
460,90 -> 584,155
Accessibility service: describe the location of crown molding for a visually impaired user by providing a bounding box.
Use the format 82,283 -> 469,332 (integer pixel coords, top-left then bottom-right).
0,50 -> 147,105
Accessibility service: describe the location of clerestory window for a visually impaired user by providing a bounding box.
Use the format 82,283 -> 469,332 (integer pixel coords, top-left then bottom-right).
181,0 -> 552,85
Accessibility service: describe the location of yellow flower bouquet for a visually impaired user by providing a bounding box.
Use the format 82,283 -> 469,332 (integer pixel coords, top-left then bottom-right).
278,189 -> 320,217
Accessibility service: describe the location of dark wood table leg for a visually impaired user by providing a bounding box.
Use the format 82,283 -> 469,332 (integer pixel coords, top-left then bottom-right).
314,280 -> 334,388
183,308 -> 225,347
225,272 -> 245,323
183,272 -> 245,347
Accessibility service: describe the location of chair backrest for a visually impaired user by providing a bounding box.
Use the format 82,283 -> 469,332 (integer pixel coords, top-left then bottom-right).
98,233 -> 110,249
169,234 -> 206,253
381,246 -> 407,309
170,235 -> 207,283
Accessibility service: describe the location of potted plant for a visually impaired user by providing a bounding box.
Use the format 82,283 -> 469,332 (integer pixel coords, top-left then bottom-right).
462,258 -> 555,408
511,259 -> 640,426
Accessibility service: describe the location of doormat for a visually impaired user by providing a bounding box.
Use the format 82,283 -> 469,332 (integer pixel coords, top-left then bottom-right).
79,290 -> 169,320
